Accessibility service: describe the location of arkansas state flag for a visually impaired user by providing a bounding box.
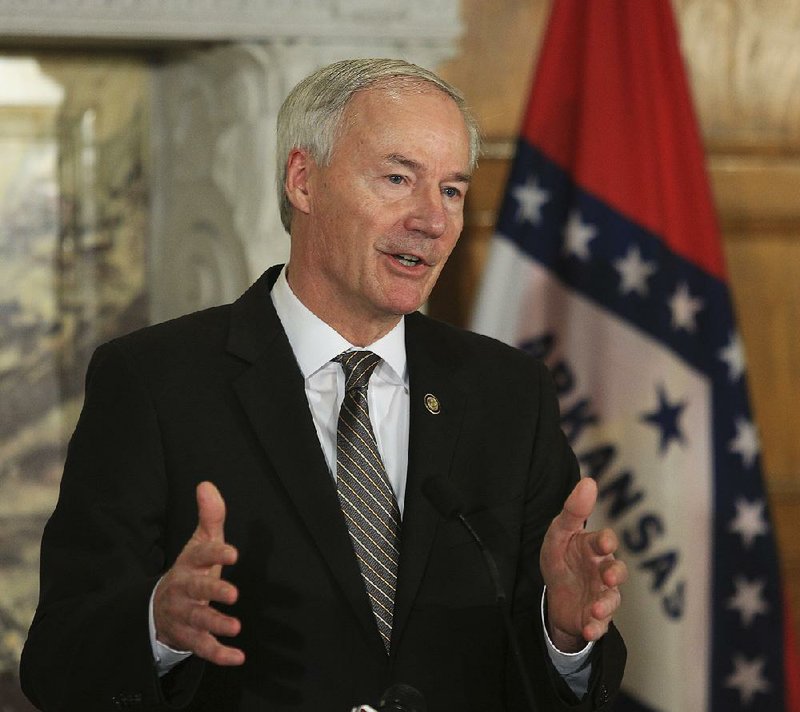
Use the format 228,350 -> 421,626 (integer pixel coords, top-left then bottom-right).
471,1 -> 800,710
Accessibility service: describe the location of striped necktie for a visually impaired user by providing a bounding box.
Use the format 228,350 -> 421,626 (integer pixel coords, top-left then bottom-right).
334,350 -> 401,652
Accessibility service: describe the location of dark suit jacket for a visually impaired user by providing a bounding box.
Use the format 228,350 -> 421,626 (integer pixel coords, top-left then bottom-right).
21,266 -> 625,711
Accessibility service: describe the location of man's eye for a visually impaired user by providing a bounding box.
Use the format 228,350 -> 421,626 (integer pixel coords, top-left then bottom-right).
443,186 -> 461,198
388,174 -> 405,185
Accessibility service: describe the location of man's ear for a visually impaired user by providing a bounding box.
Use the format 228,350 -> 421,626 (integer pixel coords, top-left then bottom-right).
284,148 -> 314,216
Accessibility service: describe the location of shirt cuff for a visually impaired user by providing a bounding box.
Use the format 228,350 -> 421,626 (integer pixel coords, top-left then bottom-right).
149,577 -> 193,676
540,587 -> 593,697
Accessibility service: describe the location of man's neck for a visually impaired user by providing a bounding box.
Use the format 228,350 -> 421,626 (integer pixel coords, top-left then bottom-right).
284,266 -> 401,347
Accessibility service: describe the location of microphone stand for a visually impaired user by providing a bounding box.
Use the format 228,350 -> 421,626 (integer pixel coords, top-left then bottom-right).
455,513 -> 539,712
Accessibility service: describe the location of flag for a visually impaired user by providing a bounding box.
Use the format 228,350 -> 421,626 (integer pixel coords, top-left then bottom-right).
471,1 -> 799,709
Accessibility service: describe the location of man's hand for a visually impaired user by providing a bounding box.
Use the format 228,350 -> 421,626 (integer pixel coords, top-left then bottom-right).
540,477 -> 627,653
153,481 -> 245,666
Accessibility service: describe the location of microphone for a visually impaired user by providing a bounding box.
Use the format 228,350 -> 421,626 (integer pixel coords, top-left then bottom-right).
377,683 -> 426,711
351,683 -> 426,712
422,477 -> 539,712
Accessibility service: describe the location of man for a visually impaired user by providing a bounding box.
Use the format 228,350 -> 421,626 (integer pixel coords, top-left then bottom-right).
21,59 -> 626,711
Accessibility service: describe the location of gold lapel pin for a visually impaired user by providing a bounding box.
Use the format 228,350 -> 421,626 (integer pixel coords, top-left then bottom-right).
424,393 -> 441,415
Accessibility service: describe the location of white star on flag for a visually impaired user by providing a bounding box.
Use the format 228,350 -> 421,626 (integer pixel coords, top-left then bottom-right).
512,177 -> 549,224
563,211 -> 597,260
613,245 -> 657,296
727,576 -> 769,627
668,281 -> 704,332
729,417 -> 760,468
718,331 -> 746,382
729,497 -> 769,548
725,655 -> 771,705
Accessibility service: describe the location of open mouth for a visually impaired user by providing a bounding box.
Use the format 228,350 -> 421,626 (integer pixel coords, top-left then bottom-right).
393,253 -> 422,267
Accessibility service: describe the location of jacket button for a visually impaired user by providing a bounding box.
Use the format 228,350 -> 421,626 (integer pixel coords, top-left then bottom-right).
111,692 -> 143,708
596,683 -> 609,705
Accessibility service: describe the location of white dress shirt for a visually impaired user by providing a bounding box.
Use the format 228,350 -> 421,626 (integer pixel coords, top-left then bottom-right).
151,266 -> 592,696
270,266 -> 409,514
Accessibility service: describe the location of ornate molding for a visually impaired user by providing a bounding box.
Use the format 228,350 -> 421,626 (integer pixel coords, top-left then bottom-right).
0,0 -> 460,41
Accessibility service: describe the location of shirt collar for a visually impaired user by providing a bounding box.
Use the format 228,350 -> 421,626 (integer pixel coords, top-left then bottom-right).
270,266 -> 407,385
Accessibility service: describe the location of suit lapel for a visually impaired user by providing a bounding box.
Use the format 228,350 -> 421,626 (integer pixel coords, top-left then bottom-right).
391,313 -> 468,649
226,267 -> 385,655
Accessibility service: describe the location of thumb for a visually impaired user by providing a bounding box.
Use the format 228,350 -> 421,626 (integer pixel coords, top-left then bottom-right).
554,477 -> 597,534
196,480 -> 227,542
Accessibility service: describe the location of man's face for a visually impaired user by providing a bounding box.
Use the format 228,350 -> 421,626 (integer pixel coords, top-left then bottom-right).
286,84 -> 471,342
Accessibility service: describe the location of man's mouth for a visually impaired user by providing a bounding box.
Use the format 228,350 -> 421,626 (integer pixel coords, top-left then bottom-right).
393,253 -> 422,267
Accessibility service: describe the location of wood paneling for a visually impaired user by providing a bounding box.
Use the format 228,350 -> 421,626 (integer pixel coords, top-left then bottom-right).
674,0 -> 800,149
433,0 -> 800,643
437,1 -> 549,140
724,233 -> 800,482
711,157 -> 800,230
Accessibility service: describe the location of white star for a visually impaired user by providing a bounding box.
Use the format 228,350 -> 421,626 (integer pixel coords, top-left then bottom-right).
729,498 -> 769,548
725,655 -> 771,705
668,282 -> 704,332
727,576 -> 769,627
512,178 -> 549,224
729,417 -> 760,468
719,332 -> 746,382
613,246 -> 657,296
563,211 -> 597,260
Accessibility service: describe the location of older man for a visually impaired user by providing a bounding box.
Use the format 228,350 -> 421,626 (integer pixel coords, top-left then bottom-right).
21,59 -> 626,711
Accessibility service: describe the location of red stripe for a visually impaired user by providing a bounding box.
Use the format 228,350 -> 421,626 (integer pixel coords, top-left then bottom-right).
522,0 -> 725,279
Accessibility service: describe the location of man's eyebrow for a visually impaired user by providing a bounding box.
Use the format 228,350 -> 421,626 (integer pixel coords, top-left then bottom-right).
386,153 -> 421,171
386,153 -> 472,184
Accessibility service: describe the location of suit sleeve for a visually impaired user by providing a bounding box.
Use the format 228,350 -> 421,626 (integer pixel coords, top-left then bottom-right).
20,341 -> 204,711
508,360 -> 626,711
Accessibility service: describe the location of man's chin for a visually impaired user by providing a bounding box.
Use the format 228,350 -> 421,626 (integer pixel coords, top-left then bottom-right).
385,295 -> 428,316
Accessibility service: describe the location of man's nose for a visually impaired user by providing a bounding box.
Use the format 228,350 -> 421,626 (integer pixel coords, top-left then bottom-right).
405,187 -> 447,238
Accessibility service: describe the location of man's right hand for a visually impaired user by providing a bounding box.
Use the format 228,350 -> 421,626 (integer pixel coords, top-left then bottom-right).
153,481 -> 245,666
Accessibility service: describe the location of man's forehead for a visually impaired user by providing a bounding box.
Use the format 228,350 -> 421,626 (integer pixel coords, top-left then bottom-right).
345,82 -> 463,123
342,85 -> 470,158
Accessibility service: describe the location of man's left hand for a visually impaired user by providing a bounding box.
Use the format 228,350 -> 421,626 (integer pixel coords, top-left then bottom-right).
540,477 -> 627,653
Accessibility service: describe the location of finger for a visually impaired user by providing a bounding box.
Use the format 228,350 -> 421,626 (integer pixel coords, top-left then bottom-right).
156,584 -> 240,647
197,637 -> 246,667
599,558 -> 628,588
583,617 -> 612,642
554,477 -> 598,533
196,481 -> 227,542
582,527 -> 619,558
184,576 -> 239,606
589,586 -> 622,621
187,629 -> 246,667
186,604 -> 242,639
182,539 -> 238,570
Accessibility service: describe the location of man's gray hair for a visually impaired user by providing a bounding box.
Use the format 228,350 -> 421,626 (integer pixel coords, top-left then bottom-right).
276,57 -> 481,233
